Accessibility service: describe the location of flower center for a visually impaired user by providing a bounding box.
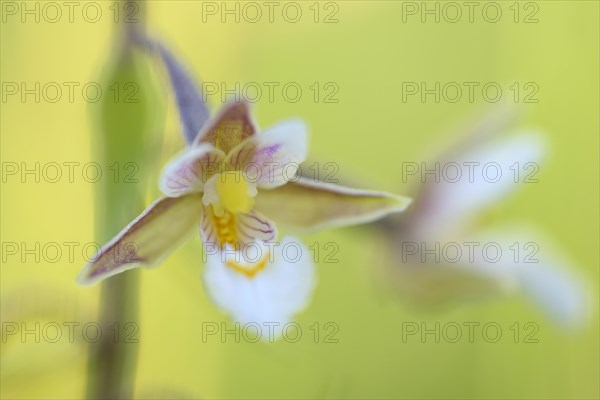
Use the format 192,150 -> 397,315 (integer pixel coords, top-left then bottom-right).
212,210 -> 237,248
215,171 -> 254,214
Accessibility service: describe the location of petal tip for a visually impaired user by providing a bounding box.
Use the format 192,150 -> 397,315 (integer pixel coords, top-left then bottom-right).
390,194 -> 413,211
75,271 -> 93,286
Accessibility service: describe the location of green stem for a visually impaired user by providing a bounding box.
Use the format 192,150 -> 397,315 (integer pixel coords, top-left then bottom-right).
86,1 -> 147,398
87,270 -> 141,399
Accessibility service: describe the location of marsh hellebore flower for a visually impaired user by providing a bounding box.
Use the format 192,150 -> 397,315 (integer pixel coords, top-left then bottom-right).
78,100 -> 411,325
385,110 -> 589,327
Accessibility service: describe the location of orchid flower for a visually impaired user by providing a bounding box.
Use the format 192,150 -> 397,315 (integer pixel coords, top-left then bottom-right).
77,42 -> 411,326
78,100 -> 410,323
386,109 -> 589,327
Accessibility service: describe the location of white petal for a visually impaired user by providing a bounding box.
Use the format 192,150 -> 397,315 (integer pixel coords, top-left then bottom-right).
516,259 -> 589,328
389,224 -> 590,329
464,226 -> 590,328
413,131 -> 546,240
202,237 -> 316,334
159,144 -> 225,197
225,119 -> 309,189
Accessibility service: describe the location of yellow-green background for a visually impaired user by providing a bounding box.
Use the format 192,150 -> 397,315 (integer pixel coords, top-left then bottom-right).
1,1 -> 598,399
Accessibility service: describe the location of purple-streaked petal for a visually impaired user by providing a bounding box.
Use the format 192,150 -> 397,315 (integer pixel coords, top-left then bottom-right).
236,211 -> 278,245
200,207 -> 277,249
159,144 -> 225,197
77,194 -> 203,285
224,119 -> 309,189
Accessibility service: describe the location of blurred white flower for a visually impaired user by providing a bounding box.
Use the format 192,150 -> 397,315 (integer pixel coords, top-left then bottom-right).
387,109 -> 590,328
